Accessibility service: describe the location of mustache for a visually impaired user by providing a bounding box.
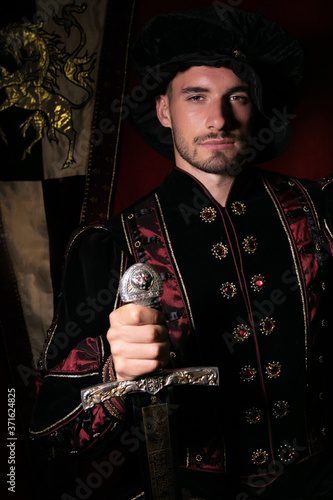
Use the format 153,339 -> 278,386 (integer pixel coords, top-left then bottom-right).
193,132 -> 248,144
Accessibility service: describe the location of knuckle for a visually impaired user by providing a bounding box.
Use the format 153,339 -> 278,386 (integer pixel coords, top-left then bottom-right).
150,342 -> 166,360
114,356 -> 126,374
147,360 -> 160,373
107,327 -> 119,343
129,306 -> 143,325
109,308 -> 119,324
145,324 -> 158,342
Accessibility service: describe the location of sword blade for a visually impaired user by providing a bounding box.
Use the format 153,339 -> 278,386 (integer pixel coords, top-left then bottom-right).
132,388 -> 181,500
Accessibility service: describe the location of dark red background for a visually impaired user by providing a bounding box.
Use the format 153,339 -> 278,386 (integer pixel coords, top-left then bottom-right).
114,0 -> 333,215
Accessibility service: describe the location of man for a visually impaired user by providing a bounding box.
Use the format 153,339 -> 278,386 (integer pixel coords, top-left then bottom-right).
30,7 -> 333,499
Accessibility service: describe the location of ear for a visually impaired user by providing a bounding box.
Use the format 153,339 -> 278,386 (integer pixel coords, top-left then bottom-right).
156,95 -> 171,128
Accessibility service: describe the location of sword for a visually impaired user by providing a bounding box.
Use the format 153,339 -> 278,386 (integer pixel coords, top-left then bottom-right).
81,263 -> 219,499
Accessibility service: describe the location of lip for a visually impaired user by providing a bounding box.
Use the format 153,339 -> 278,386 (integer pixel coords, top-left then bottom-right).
200,140 -> 235,150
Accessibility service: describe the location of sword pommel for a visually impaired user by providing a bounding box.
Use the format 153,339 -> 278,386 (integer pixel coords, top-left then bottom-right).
119,262 -> 163,307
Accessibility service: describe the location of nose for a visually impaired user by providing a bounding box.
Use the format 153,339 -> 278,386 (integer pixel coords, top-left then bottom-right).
206,99 -> 239,131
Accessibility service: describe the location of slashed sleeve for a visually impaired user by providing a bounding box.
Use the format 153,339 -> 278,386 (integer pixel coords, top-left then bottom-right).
29,223 -> 131,456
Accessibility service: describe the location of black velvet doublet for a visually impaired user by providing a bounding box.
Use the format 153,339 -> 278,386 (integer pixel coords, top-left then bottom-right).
31,166 -> 333,499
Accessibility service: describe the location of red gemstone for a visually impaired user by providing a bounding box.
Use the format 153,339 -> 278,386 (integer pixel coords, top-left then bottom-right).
221,282 -> 237,298
246,407 -> 262,424
240,366 -> 256,381
251,274 -> 266,291
231,201 -> 246,215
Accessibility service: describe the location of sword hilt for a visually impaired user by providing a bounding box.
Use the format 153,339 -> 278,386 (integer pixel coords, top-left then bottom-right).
81,263 -> 220,409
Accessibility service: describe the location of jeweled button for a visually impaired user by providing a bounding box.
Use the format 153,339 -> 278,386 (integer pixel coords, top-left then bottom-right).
260,317 -> 275,335
212,243 -> 228,260
220,282 -> 237,299
245,407 -> 263,424
233,324 -> 251,342
278,443 -> 295,464
273,401 -> 289,419
250,274 -> 266,291
252,449 -> 268,465
240,365 -> 257,382
243,236 -> 258,254
266,361 -> 281,379
200,207 -> 217,223
231,201 -> 246,215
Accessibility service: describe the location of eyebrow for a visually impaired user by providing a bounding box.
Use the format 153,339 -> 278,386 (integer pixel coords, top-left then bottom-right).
181,85 -> 250,95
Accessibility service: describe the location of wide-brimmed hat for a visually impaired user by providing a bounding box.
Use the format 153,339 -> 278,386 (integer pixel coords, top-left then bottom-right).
129,7 -> 303,163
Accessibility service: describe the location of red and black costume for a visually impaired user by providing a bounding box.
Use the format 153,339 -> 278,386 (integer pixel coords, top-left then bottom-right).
30,165 -> 333,499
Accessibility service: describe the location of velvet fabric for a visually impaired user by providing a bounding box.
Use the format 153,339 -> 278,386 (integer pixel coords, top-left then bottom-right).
30,165 -> 333,498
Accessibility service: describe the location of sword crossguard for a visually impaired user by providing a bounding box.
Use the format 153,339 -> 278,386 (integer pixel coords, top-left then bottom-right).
81,366 -> 219,410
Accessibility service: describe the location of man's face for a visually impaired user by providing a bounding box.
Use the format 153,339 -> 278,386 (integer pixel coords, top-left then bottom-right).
156,65 -> 254,176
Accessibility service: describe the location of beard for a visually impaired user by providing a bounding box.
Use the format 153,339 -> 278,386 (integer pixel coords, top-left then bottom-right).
172,128 -> 252,177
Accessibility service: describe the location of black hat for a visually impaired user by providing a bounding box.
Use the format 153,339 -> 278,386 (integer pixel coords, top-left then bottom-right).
129,7 -> 303,163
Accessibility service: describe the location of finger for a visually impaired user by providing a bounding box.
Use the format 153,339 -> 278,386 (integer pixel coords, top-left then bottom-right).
110,303 -> 164,327
114,358 -> 168,381
108,323 -> 169,345
113,344 -> 171,381
111,337 -> 170,360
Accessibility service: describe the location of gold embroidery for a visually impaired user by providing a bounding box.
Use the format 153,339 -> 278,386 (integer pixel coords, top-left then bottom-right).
114,250 -> 125,310
252,449 -> 269,465
220,282 -> 237,299
44,372 -> 99,379
297,180 -> 321,231
0,5 -> 96,168
121,213 -> 133,256
66,225 -> 108,254
99,335 -> 105,364
200,207 -> 217,223
44,322 -> 58,372
29,403 -> 83,435
263,177 -> 314,449
212,242 -> 229,259
104,400 -> 126,420
324,219 -> 333,241
263,178 -> 308,371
